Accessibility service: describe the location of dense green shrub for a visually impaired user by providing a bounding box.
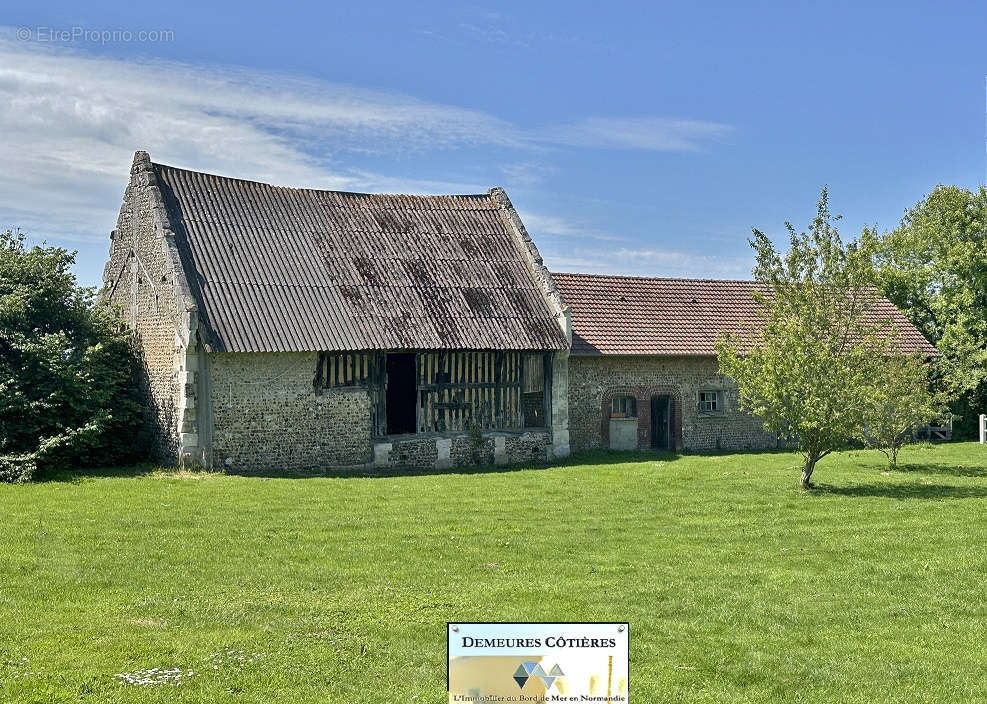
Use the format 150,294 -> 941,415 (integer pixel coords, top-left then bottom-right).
866,185 -> 987,439
0,230 -> 143,481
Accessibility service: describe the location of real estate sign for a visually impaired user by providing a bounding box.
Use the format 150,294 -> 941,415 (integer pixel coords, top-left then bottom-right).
448,622 -> 629,702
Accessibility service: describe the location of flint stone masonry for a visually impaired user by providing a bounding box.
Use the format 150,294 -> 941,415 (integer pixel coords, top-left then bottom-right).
505,430 -> 554,463
568,355 -> 780,452
210,352 -> 372,473
101,152 -> 198,464
373,430 -> 552,469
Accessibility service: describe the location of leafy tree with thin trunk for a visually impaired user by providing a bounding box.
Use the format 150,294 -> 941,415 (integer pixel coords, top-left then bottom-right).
861,353 -> 945,469
717,189 -> 893,489
863,185 -> 987,438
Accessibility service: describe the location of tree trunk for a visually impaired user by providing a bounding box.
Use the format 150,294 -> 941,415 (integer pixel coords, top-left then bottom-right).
800,456 -> 816,490
889,446 -> 898,469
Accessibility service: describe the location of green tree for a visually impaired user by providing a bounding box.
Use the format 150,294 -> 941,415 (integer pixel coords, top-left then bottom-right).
861,353 -> 945,468
717,189 -> 893,489
0,230 -> 143,481
865,185 -> 987,436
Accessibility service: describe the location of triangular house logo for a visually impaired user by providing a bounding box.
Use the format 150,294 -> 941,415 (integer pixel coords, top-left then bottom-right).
512,661 -> 565,690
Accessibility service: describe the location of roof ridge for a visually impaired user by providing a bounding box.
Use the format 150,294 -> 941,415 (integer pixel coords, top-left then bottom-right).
552,271 -> 759,284
151,161 -> 493,200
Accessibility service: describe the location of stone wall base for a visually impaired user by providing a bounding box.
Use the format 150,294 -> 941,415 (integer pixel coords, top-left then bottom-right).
372,429 -> 553,470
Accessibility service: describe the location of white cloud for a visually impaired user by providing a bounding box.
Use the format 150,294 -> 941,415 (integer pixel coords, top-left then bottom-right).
519,211 -> 627,242
545,116 -> 734,152
499,161 -> 554,188
540,243 -> 753,279
519,211 -> 582,237
0,34 -> 518,248
519,210 -> 750,278
0,30 -> 737,285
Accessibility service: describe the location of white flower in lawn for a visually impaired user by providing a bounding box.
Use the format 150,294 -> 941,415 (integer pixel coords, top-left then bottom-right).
206,649 -> 267,669
113,666 -> 198,686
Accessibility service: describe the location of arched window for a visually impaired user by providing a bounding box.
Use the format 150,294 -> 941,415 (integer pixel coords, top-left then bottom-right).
611,395 -> 637,418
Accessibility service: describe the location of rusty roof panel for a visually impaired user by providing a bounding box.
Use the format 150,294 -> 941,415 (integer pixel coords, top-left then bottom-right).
155,164 -> 568,352
553,272 -> 937,357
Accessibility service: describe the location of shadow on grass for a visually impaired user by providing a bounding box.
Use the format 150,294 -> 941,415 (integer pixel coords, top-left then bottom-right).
259,449 -> 685,479
44,448 -> 979,484
893,462 -> 987,479
34,462 -> 161,483
31,450 -> 685,482
816,481 -> 987,500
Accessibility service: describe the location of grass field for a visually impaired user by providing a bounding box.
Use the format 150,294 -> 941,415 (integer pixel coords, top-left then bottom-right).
3,443 -> 987,703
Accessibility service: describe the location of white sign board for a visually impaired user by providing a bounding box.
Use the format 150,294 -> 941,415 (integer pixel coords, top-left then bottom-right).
448,622 -> 629,702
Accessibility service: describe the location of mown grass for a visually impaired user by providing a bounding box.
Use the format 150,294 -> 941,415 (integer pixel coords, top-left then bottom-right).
2,442 -> 987,702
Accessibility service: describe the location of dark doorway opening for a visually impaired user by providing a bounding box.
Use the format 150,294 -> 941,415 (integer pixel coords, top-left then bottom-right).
651,396 -> 671,449
386,353 -> 417,435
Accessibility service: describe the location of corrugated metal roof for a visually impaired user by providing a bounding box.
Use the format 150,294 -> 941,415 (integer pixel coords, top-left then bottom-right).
553,272 -> 937,357
154,163 -> 568,352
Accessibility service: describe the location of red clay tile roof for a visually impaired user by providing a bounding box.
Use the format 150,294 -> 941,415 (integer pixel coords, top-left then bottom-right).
552,272 -> 937,357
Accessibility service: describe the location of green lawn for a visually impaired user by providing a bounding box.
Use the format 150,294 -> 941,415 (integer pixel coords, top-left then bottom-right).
3,443 -> 987,703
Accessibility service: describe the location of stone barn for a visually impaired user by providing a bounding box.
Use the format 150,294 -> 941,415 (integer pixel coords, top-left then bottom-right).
102,152 -> 937,470
553,272 -> 937,453
102,152 -> 571,472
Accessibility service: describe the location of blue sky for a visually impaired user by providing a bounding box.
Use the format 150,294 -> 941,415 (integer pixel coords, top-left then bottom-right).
2,1 -> 985,287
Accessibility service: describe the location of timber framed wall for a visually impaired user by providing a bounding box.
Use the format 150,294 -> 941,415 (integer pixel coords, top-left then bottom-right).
316,350 -> 552,436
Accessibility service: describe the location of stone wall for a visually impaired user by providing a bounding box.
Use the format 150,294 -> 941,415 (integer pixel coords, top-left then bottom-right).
568,355 -> 779,452
101,152 -> 197,463
202,350 -> 553,473
373,429 -> 553,470
208,352 -> 372,473
549,349 -> 571,458
504,430 -> 553,464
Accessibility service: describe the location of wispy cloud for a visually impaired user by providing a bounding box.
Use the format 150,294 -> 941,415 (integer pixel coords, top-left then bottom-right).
518,208 -> 752,277
519,211 -> 626,242
0,29 -> 736,285
416,10 -> 598,50
544,116 -> 734,152
458,22 -> 529,48
0,32 -> 516,247
499,161 -> 554,188
543,244 -> 753,279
